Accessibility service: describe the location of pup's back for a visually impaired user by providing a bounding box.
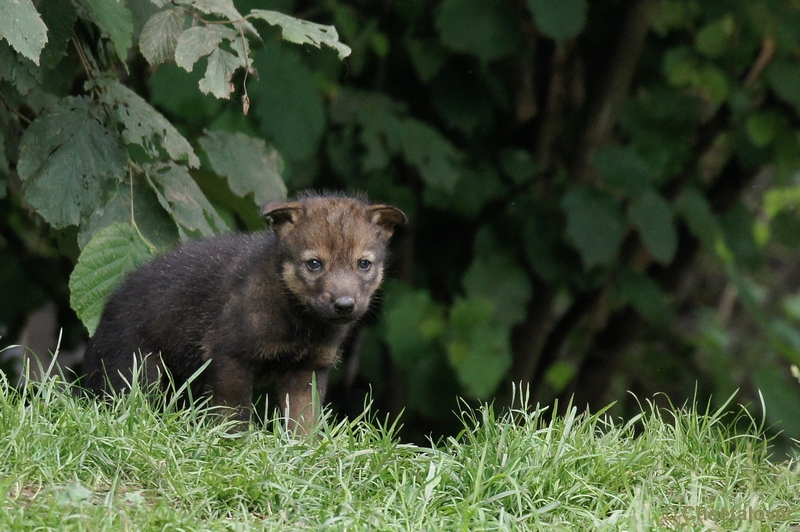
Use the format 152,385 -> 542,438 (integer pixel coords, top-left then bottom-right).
83,192 -> 406,433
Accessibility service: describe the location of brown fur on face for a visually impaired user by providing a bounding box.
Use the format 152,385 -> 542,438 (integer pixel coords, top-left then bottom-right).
83,192 -> 406,435
263,194 -> 406,324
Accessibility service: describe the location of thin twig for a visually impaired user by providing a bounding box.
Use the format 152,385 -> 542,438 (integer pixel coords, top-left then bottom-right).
0,91 -> 32,124
128,163 -> 157,253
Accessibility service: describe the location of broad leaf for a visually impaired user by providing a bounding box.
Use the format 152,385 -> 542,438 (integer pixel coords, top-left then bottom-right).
78,180 -> 179,251
145,162 -> 229,240
425,164 -> 506,217
499,148 -> 538,185
139,7 -> 185,66
767,60 -> 800,113
615,268 -> 670,324
251,45 -> 326,160
17,97 -> 127,228
594,144 -> 657,196
250,9 -> 352,60
174,25 -> 237,72
94,78 -> 199,167
80,0 -> 134,62
561,187 -> 626,268
694,15 -> 734,58
523,208 -> 580,283
399,118 -> 461,192
198,130 -> 286,205
0,0 -> 48,65
675,186 -> 719,250
527,0 -> 587,45
383,281 -> 446,371
0,40 -> 40,94
179,0 -> 257,35
199,47 -> 245,99
436,0 -> 520,63
70,223 -> 154,335
407,39 -> 448,83
628,188 -> 677,265
446,297 -> 511,399
462,252 -> 532,326
38,0 -> 77,69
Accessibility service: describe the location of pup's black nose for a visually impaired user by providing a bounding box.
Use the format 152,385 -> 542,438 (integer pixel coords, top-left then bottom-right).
334,296 -> 356,314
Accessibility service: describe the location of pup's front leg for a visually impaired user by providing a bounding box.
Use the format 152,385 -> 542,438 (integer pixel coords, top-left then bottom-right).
277,368 -> 329,436
209,356 -> 254,431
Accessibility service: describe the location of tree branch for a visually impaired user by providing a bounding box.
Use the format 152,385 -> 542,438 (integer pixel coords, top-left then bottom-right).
571,0 -> 655,185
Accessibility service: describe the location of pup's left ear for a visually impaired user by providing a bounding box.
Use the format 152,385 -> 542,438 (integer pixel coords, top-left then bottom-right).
368,204 -> 407,237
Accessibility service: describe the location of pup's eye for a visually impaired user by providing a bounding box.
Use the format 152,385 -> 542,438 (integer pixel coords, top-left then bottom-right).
358,259 -> 372,271
306,259 -> 323,271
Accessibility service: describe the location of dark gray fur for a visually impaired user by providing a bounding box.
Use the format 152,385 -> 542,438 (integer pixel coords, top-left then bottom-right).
83,193 -> 406,433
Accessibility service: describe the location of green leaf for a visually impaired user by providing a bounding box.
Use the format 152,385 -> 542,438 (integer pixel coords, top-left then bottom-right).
250,44 -> 326,160
383,282 -> 446,371
615,268 -> 669,324
436,0 -> 521,63
561,187 -> 626,268
425,164 -> 505,217
78,180 -> 179,251
144,162 -> 229,240
250,9 -> 352,60
767,60 -> 800,113
178,0 -> 257,35
0,40 -> 40,94
406,39 -> 448,83
198,130 -> 287,206
174,25 -> 238,72
462,250 -> 532,326
544,361 -> 575,393
628,189 -> 677,265
17,97 -> 127,229
694,14 -> 735,58
199,47 -> 245,99
446,297 -> 511,399
745,112 -> 779,148
80,0 -> 134,62
675,187 -> 718,250
69,223 -> 154,335
594,144 -> 657,196
663,46 -> 697,87
721,203 -> 762,270
147,62 -> 222,124
695,64 -> 728,107
38,0 -> 77,69
499,148 -> 538,185
94,78 -> 200,167
430,64 -> 494,135
523,207 -> 580,283
0,0 -> 49,65
527,0 -> 587,45
139,7 -> 185,66
752,365 -> 800,436
771,210 -> 800,248
399,119 -> 461,192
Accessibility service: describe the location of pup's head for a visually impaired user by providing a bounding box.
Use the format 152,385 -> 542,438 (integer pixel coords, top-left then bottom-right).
262,193 -> 406,324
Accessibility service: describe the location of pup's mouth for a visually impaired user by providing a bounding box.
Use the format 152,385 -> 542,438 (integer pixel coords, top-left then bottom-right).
324,314 -> 361,325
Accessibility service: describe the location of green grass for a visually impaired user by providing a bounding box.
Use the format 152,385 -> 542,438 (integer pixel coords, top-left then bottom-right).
1,369 -> 799,531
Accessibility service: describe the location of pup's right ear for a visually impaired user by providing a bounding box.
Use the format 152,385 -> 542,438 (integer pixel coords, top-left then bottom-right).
261,201 -> 303,235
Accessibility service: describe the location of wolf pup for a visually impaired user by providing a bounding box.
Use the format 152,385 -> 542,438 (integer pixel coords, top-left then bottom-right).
83,192 -> 406,434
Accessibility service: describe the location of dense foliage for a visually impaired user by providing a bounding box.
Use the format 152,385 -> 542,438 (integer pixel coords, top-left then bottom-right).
3,0 -> 800,444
